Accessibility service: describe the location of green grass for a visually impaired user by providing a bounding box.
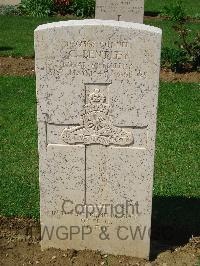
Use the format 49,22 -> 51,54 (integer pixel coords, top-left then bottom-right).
145,19 -> 200,50
0,76 -> 199,220
153,80 -> 200,238
144,0 -> 200,18
0,76 -> 39,218
0,15 -> 77,57
154,82 -> 200,198
0,15 -> 199,57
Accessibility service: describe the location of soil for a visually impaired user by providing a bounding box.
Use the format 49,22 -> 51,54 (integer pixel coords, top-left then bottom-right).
0,56 -> 200,83
0,217 -> 200,266
0,56 -> 35,77
159,69 -> 200,83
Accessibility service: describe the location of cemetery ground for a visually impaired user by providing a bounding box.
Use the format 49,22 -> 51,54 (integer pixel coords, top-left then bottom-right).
0,15 -> 200,83
1,78 -> 200,263
144,0 -> 200,18
0,15 -> 200,57
0,12 -> 200,266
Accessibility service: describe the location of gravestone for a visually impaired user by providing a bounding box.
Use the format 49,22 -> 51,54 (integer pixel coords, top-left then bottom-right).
95,0 -> 144,23
35,20 -> 161,259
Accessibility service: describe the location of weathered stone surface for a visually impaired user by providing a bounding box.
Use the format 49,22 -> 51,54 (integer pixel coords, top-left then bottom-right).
35,20 -> 161,259
95,0 -> 144,23
0,0 -> 20,5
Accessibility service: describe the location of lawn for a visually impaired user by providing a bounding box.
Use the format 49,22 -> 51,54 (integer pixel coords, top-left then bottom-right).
144,0 -> 200,18
0,15 -> 76,57
1,76 -> 199,223
0,15 -> 199,57
0,76 -> 39,218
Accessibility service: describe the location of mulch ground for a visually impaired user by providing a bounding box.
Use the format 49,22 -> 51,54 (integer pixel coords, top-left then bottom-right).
0,217 -> 200,266
0,56 -> 200,83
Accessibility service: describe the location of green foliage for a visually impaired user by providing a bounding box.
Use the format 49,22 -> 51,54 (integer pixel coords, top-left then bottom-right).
69,0 -> 95,17
162,0 -> 186,22
161,1 -> 200,72
144,0 -> 200,18
193,13 -> 200,20
0,5 -> 21,16
17,0 -> 95,17
19,0 -> 54,17
161,48 -> 187,72
173,26 -> 200,71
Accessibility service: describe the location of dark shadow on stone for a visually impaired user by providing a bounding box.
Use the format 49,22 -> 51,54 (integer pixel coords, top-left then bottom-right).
144,11 -> 161,17
150,196 -> 200,260
0,46 -> 13,51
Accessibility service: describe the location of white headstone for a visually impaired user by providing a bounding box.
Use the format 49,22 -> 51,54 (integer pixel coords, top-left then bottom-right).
95,0 -> 144,23
35,20 -> 161,259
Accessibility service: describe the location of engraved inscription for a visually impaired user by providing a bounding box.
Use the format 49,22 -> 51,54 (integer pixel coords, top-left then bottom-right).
45,39 -> 148,82
96,2 -> 143,14
62,89 -> 134,146
95,0 -> 144,22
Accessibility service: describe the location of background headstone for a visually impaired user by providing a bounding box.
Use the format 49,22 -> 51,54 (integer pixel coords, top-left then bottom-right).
95,0 -> 144,23
35,20 -> 161,259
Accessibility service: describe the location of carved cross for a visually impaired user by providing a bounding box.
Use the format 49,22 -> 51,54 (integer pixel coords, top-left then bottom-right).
61,85 -> 134,204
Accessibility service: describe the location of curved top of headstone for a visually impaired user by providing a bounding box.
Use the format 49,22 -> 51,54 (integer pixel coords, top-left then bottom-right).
35,19 -> 162,35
